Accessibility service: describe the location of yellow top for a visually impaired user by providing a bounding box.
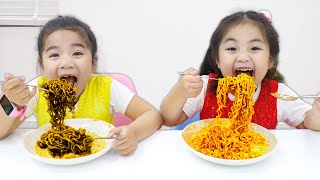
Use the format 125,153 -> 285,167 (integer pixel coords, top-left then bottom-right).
36,74 -> 113,127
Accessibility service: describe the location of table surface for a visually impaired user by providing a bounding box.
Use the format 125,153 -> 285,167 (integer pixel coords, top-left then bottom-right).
1,129 -> 320,179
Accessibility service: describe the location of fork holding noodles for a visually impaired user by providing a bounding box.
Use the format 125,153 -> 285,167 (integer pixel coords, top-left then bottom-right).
36,78 -> 106,159
183,74 -> 269,160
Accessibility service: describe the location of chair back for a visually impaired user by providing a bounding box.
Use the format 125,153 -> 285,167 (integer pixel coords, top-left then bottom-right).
107,73 -> 136,127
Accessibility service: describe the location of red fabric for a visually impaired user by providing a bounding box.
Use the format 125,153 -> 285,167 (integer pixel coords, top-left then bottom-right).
200,74 -> 278,129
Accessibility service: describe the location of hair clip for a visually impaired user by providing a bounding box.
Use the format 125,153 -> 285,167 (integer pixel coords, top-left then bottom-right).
259,10 -> 272,23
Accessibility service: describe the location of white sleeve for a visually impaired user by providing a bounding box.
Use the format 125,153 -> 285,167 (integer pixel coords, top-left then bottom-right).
25,77 -> 39,118
277,83 -> 312,127
182,79 -> 207,118
110,79 -> 135,115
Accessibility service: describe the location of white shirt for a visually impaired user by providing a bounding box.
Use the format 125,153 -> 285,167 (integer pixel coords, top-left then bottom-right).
26,76 -> 135,118
183,79 -> 312,127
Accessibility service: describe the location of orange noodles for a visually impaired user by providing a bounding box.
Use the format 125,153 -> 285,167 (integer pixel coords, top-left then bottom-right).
36,78 -> 94,158
184,73 -> 269,160
216,73 -> 256,133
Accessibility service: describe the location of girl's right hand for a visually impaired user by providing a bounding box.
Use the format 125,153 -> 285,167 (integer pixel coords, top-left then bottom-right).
177,68 -> 203,98
1,73 -> 36,108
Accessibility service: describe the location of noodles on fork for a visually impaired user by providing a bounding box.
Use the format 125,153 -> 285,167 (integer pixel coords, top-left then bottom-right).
36,78 -> 95,158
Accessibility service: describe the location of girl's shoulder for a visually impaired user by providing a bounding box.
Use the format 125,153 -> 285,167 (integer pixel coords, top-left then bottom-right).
88,74 -> 113,85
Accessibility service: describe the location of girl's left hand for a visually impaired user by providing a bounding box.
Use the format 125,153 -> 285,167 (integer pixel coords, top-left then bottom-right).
106,126 -> 138,156
313,96 -> 320,111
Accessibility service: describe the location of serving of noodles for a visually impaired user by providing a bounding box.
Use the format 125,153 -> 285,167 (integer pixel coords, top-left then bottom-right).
183,73 -> 270,160
35,78 -> 106,159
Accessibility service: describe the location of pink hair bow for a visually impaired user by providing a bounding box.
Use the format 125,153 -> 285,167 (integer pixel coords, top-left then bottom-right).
259,10 -> 272,23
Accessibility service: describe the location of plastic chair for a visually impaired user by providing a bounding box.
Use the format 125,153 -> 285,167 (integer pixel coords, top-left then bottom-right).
107,73 -> 137,127
171,112 -> 200,130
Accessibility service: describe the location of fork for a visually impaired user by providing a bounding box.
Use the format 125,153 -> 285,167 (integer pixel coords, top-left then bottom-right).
271,92 -> 320,101
0,81 -> 48,92
94,135 -> 125,140
177,72 -> 219,80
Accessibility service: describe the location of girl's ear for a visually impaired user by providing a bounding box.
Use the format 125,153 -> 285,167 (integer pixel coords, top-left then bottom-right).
92,56 -> 98,73
268,57 -> 274,69
39,58 -> 44,74
216,58 -> 220,69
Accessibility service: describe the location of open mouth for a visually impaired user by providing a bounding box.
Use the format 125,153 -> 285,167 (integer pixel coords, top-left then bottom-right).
235,68 -> 253,77
61,76 -> 78,86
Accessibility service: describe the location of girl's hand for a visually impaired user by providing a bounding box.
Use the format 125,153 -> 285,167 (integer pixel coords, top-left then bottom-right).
1,73 -> 36,108
177,68 -> 203,98
106,126 -> 138,156
311,96 -> 320,114
300,96 -> 320,130
313,97 -> 320,110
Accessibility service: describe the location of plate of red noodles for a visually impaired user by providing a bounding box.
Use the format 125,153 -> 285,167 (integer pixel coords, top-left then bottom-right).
182,118 -> 277,166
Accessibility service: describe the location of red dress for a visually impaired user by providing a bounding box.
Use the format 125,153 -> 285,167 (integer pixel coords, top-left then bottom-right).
200,74 -> 279,129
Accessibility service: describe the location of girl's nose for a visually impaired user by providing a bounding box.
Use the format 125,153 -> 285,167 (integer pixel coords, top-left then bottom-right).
59,56 -> 75,69
236,51 -> 251,62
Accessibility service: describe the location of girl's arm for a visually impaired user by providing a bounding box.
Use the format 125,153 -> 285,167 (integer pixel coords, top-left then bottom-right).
106,95 -> 163,156
160,68 -> 203,126
125,96 -> 163,141
0,109 -> 25,139
160,84 -> 190,126
0,74 -> 36,139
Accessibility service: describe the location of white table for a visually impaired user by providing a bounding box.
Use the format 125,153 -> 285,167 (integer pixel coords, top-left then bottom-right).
1,129 -> 320,180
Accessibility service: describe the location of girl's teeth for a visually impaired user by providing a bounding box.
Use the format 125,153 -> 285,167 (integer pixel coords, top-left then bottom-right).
237,68 -> 252,71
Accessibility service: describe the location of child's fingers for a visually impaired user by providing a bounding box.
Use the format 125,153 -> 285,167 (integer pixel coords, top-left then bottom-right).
314,98 -> 320,111
4,73 -> 15,80
106,127 -> 122,138
4,73 -> 25,82
183,68 -> 198,75
113,132 -> 129,146
180,74 -> 202,85
29,88 -> 37,98
3,77 -> 26,89
114,139 -> 131,150
187,75 -> 202,83
116,143 -> 137,156
189,81 -> 203,89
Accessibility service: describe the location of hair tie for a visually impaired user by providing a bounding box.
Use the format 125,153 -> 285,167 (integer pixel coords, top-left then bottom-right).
259,10 -> 272,23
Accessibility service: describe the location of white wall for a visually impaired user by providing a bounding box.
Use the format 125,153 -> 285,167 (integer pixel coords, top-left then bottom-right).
1,0 -> 319,108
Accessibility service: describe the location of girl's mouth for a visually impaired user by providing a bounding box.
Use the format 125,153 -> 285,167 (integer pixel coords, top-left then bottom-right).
61,76 -> 78,86
235,68 -> 253,77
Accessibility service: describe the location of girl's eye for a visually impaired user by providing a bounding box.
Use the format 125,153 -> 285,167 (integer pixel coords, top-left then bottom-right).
73,52 -> 83,56
226,47 -> 237,51
251,47 -> 262,51
49,53 -> 59,58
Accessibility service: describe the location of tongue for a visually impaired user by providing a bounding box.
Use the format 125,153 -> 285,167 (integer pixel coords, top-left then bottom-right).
63,76 -> 77,85
236,71 -> 253,77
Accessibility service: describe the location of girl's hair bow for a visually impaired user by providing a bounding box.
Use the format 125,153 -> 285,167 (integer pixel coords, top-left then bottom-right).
259,10 -> 272,23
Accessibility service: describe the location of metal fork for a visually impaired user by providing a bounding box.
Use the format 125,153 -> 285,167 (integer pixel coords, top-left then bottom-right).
0,81 -> 48,92
177,72 -> 219,80
271,92 -> 320,101
94,135 -> 125,140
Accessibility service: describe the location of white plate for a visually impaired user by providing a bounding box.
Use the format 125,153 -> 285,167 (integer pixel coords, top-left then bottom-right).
24,118 -> 114,165
182,119 -> 277,166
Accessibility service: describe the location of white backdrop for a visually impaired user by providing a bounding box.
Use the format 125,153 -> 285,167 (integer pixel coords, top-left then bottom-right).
1,0 -> 319,109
